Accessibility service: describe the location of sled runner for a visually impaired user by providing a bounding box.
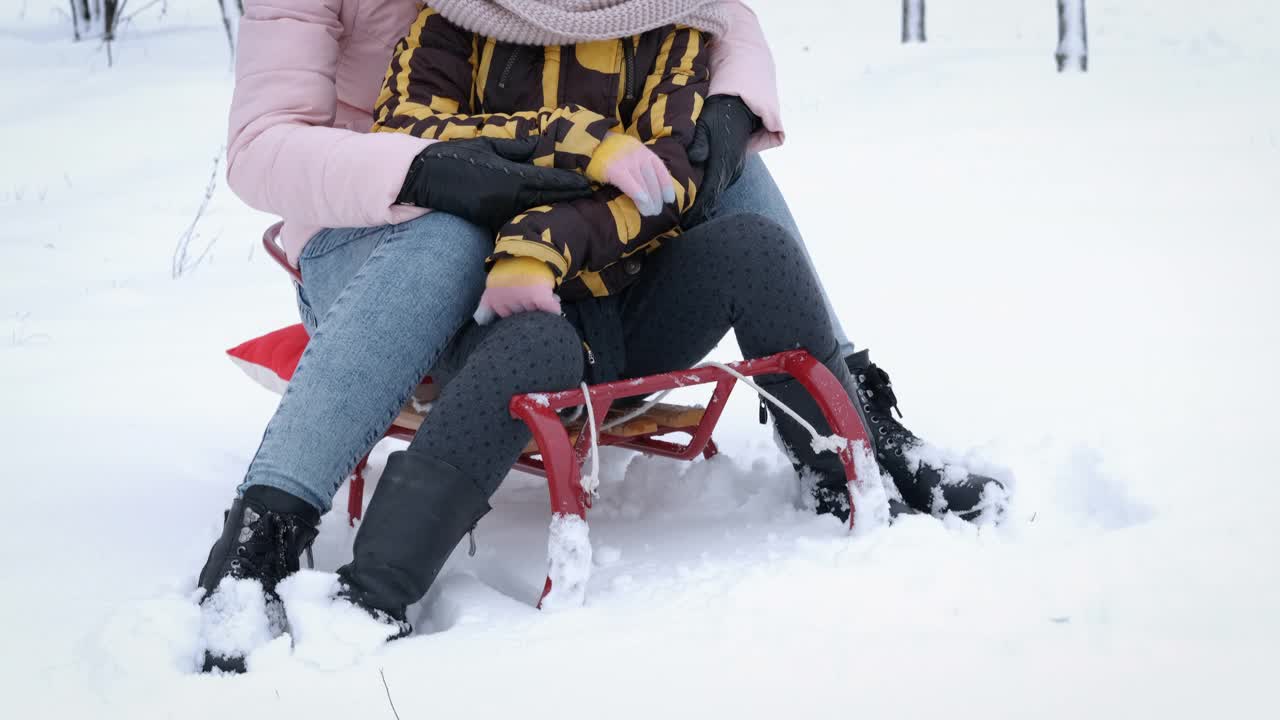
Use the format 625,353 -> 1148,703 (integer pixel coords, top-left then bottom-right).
232,223 -> 872,608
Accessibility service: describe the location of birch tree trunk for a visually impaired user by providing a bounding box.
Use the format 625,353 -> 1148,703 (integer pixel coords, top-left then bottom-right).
902,0 -> 925,43
1056,0 -> 1088,71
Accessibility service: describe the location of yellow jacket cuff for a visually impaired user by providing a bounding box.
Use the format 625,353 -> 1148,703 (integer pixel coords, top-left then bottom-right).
487,256 -> 557,288
586,133 -> 643,185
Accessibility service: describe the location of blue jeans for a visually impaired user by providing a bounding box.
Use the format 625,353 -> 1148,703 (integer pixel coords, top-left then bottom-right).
239,212 -> 491,512
239,159 -> 852,512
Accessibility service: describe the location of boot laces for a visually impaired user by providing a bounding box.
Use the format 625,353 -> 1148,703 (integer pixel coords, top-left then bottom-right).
856,363 -> 917,454
229,508 -> 309,590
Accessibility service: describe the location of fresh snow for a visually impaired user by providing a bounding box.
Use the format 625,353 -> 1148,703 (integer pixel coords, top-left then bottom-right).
272,571 -> 406,671
199,576 -> 284,670
848,440 -> 896,534
541,513 -> 593,610
2,1 -> 1279,718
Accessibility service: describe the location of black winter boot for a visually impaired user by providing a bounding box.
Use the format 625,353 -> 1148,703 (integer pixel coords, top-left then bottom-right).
844,350 -> 1007,520
335,451 -> 492,632
763,352 -> 909,523
197,485 -> 319,673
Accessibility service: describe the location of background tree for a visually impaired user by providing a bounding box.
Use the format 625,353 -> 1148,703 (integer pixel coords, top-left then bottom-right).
1056,0 -> 1089,71
216,0 -> 243,55
101,0 -> 123,64
902,0 -> 925,43
69,0 -> 89,40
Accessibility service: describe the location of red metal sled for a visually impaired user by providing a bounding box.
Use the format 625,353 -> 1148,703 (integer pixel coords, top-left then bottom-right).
260,223 -> 871,607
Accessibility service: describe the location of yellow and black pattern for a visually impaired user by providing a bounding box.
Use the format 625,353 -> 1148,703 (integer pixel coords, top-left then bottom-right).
374,9 -> 619,173
372,5 -> 711,300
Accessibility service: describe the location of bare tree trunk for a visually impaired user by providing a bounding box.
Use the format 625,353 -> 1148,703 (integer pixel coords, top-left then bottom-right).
102,0 -> 120,40
216,0 -> 241,56
70,0 -> 81,40
69,0 -> 90,28
1056,0 -> 1088,72
902,0 -> 925,43
92,0 -> 101,20
102,0 -> 124,66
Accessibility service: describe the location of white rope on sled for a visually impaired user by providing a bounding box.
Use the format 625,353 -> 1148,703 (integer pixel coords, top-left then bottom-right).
602,390 -> 672,431
562,404 -> 584,424
574,387 -> 672,497
698,361 -> 834,448
579,382 -> 602,496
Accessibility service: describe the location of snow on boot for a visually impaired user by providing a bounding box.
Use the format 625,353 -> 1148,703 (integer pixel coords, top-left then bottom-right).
332,593 -> 413,642
764,350 -> 908,525
274,571 -> 411,670
335,450 -> 491,632
808,482 -> 919,522
196,485 -> 319,673
845,350 -> 1007,521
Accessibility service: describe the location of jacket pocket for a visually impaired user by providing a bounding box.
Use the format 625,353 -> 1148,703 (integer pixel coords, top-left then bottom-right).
299,225 -> 386,261
295,284 -> 318,334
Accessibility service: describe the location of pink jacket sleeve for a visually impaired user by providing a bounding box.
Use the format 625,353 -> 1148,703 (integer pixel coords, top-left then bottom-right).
708,1 -> 786,153
226,0 -> 433,229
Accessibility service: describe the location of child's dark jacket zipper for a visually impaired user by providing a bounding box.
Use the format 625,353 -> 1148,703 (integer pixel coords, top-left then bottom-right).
622,37 -> 637,100
499,41 -> 633,100
497,46 -> 524,89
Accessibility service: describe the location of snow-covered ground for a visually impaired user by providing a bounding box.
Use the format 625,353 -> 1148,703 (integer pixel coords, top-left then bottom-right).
2,1 -> 1277,717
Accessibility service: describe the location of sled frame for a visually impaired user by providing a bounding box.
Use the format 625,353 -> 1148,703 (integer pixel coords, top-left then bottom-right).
262,223 -> 872,608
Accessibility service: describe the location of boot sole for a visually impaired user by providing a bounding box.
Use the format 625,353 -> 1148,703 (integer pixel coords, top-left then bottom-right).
202,652 -> 247,674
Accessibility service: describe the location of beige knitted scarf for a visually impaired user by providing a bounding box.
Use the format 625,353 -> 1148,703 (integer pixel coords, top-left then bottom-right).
428,0 -> 728,45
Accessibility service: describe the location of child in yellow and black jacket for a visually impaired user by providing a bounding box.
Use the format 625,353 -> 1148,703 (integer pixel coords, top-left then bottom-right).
372,5 -> 710,309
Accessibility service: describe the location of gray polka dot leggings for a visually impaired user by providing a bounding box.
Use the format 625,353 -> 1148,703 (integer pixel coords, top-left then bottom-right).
410,212 -> 843,496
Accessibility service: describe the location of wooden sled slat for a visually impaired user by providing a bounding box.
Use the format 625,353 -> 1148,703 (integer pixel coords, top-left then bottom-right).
642,403 -> 707,429
392,395 -> 706,454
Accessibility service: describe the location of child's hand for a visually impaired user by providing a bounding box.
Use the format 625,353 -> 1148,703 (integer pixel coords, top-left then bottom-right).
586,134 -> 675,217
474,257 -> 562,325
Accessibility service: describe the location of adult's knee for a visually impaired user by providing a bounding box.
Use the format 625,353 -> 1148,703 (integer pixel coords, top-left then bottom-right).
480,312 -> 585,393
392,211 -> 491,260
380,213 -> 492,304
734,213 -> 803,256
681,212 -> 807,279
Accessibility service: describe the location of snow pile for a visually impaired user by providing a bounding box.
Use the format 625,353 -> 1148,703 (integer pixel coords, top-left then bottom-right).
847,439 -> 894,534
197,577 -> 283,668
592,451 -> 797,521
95,588 -> 204,677
1052,445 -> 1154,530
421,572 -> 537,632
540,513 -> 593,610
271,571 -> 404,671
